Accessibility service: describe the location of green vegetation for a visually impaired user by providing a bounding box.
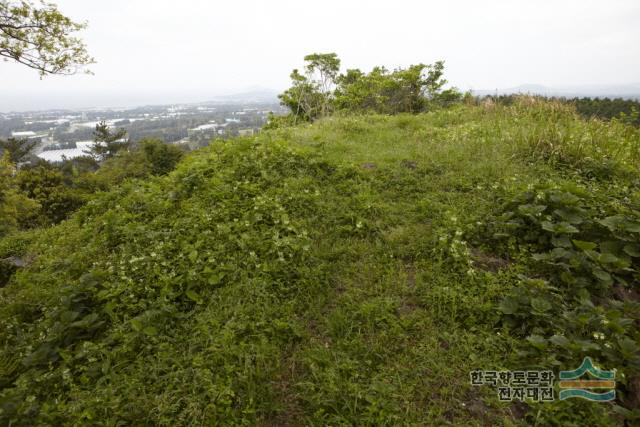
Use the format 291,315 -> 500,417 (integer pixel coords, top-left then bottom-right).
274,53 -> 461,126
488,95 -> 640,127
88,121 -> 130,161
0,139 -> 184,242
0,0 -> 93,76
1,96 -> 639,425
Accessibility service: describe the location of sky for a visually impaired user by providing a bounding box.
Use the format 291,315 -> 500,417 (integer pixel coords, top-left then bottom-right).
1,0 -> 639,112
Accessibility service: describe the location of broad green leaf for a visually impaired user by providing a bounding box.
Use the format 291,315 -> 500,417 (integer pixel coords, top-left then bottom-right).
532,252 -> 550,261
553,208 -> 585,224
143,326 -> 158,336
541,221 -> 578,234
552,235 -> 572,248
572,240 -> 597,251
599,253 -> 620,264
550,192 -> 580,206
531,297 -> 552,312
498,297 -> 519,315
623,220 -> 640,233
518,204 -> 546,216
598,215 -> 624,232
623,244 -> 640,257
592,269 -> 612,285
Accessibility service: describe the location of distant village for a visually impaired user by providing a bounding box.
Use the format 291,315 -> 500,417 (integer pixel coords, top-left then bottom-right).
0,101 -> 287,163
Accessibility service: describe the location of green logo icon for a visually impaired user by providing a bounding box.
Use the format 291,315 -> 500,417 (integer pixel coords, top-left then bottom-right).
559,357 -> 615,401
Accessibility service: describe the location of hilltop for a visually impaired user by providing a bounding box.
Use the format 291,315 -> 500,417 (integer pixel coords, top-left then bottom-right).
1,99 -> 639,425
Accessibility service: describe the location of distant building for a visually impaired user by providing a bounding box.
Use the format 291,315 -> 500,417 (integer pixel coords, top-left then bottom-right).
238,129 -> 255,136
188,123 -> 219,138
11,131 -> 37,138
36,141 -> 94,163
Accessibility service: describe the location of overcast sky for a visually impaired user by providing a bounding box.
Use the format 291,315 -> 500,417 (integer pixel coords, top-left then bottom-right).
2,0 -> 639,112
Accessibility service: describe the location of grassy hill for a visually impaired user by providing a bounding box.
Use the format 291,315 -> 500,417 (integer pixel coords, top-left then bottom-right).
1,98 -> 639,425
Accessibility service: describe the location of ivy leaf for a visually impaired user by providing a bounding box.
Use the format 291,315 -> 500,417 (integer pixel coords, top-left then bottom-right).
623,220 -> 640,233
531,297 -> 552,312
532,252 -> 550,261
550,192 -> 580,206
498,297 -> 519,315
518,204 -> 547,216
623,244 -> 640,257
598,215 -> 624,232
572,240 -> 597,251
553,208 -> 585,224
541,221 -> 579,234
592,269 -> 613,285
552,235 -> 572,248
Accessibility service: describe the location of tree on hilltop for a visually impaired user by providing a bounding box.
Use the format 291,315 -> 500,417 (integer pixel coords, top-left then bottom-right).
277,53 -> 461,123
278,53 -> 341,123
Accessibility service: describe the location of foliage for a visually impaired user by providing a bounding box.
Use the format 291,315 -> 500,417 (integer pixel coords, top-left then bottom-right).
279,54 -> 460,122
334,61 -> 455,114
0,152 -> 39,237
278,53 -> 340,122
0,137 -> 36,163
486,182 -> 640,420
0,0 -> 93,76
15,164 -> 86,225
485,94 -> 640,127
87,121 -> 129,161
89,139 -> 184,188
0,100 -> 639,424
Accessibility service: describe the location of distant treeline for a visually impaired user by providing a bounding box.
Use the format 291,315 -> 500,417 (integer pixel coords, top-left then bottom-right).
483,95 -> 640,126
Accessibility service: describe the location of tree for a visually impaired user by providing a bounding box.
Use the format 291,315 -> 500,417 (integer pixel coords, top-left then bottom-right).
278,69 -> 326,123
0,0 -> 93,76
278,53 -> 341,123
87,121 -> 129,161
334,62 -> 455,114
0,137 -> 36,162
303,53 -> 340,117
16,163 -> 85,224
280,54 -> 459,120
0,152 -> 39,236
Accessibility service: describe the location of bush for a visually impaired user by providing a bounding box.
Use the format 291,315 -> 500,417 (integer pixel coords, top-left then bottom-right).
486,182 -> 640,416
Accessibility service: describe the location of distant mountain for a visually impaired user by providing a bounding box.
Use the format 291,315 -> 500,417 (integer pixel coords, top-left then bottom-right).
472,83 -> 640,99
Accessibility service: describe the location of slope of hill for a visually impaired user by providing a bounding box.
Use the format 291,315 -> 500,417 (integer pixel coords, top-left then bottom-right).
1,99 -> 639,425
